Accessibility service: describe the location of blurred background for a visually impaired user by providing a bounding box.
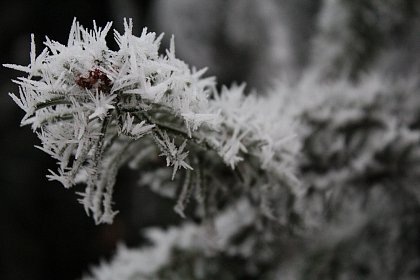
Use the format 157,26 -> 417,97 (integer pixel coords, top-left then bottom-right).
1,0 -> 420,279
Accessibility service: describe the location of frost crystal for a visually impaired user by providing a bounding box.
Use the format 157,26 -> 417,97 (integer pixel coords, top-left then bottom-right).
6,19 -> 297,224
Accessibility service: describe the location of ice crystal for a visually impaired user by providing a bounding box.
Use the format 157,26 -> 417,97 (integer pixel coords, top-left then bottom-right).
6,19 -> 298,224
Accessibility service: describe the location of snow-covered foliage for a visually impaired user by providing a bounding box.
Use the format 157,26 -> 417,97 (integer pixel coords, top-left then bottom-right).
287,75 -> 420,279
5,19 -> 298,224
83,200 -> 258,280
79,73 -> 420,280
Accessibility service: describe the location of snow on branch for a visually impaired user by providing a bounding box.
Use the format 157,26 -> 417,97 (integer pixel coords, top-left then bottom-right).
5,19 -> 298,224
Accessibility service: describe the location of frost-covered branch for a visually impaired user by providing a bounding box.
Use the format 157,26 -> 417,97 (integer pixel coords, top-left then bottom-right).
6,19 -> 298,224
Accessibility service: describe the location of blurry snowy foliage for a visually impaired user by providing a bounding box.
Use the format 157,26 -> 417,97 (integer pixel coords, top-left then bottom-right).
153,0 -> 300,87
6,0 -> 420,279
311,0 -> 420,79
153,0 -> 420,83
81,74 -> 420,280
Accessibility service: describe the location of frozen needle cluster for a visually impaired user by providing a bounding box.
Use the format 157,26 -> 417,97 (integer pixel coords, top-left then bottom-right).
6,19 -> 298,224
